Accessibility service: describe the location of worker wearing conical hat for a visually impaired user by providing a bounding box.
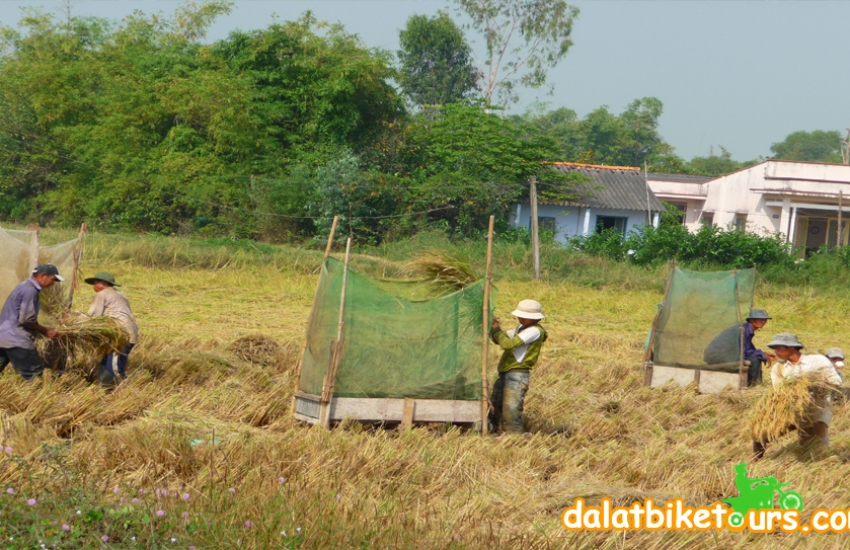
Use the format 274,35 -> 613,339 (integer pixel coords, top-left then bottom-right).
753,333 -> 841,459
488,299 -> 548,434
85,272 -> 139,386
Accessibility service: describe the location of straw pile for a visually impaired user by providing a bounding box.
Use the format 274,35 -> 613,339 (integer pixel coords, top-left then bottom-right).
227,335 -> 286,367
750,374 -> 829,443
36,314 -> 130,379
404,251 -> 478,296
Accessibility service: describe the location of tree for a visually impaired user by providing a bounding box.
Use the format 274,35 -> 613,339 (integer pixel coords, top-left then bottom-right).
455,0 -> 579,106
770,130 -> 842,163
397,12 -> 479,107
686,146 -> 752,177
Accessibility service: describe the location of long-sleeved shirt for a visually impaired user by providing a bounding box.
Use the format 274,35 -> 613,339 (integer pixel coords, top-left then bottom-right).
771,354 -> 842,425
0,279 -> 42,350
491,324 -> 547,374
742,322 -> 768,363
88,287 -> 139,344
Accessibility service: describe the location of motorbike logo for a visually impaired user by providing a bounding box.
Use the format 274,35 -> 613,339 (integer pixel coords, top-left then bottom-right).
723,462 -> 804,528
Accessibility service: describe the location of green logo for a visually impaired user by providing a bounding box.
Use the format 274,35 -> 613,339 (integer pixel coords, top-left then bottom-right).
722,463 -> 804,528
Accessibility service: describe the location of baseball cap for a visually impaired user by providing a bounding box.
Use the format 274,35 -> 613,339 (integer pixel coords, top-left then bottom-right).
32,264 -> 65,282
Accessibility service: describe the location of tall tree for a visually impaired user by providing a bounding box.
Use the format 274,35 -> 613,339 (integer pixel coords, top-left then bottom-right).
397,11 -> 479,107
455,0 -> 579,106
770,130 -> 842,163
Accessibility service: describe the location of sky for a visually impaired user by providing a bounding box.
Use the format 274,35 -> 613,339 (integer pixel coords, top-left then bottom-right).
1,0 -> 849,161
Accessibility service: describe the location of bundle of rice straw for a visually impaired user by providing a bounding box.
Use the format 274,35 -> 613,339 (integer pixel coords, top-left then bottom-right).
750,374 -> 832,443
36,314 -> 130,379
404,251 -> 478,296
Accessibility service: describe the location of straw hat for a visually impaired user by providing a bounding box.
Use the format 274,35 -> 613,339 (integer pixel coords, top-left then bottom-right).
511,299 -> 544,320
766,333 -> 804,349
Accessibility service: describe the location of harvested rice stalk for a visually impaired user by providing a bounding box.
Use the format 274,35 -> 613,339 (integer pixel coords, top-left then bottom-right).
404,251 -> 478,296
36,315 -> 130,379
750,374 -> 834,443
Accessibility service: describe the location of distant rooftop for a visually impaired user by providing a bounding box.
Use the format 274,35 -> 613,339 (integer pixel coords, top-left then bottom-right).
540,163 -> 665,212
647,172 -> 713,184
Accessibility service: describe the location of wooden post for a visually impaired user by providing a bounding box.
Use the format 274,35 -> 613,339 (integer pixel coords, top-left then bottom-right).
319,237 -> 352,428
481,216 -> 495,434
292,216 -> 338,413
68,223 -> 86,306
529,177 -> 540,280
643,261 -> 675,386
838,190 -> 843,248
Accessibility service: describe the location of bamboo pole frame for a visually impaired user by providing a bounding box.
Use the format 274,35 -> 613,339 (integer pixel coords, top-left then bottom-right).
319,237 -> 352,428
643,260 -> 675,386
68,223 -> 87,306
481,216 -> 495,434
839,190 -> 844,248
291,216 -> 338,413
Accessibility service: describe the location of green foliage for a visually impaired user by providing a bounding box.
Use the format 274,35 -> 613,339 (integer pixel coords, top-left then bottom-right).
686,146 -> 758,177
397,11 -> 479,107
569,223 -> 794,269
770,130 -> 843,163
456,0 -> 580,105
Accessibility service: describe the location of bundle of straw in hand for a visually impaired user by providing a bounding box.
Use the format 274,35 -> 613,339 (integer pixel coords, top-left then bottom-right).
750,374 -> 832,443
36,314 -> 130,379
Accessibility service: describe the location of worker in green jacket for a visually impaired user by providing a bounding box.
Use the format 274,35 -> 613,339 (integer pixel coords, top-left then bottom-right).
488,299 -> 548,434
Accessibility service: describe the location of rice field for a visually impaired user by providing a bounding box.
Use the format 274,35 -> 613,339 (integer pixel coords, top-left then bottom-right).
3,231 -> 850,549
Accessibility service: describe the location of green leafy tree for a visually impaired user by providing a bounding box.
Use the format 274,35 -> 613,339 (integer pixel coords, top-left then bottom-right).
686,146 -> 756,177
397,11 -> 479,107
455,0 -> 579,105
770,130 -> 842,163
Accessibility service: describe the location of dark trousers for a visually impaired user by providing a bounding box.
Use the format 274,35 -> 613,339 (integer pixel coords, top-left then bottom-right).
747,357 -> 764,386
488,370 -> 530,434
0,347 -> 44,380
98,343 -> 135,386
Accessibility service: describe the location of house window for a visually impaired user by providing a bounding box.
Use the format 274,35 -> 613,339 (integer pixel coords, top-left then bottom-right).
528,217 -> 557,234
735,214 -> 748,232
666,202 -> 687,225
701,213 -> 714,227
595,216 -> 627,235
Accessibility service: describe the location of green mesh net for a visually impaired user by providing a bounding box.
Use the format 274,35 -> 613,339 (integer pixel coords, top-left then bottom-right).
651,267 -> 755,372
300,258 -> 493,400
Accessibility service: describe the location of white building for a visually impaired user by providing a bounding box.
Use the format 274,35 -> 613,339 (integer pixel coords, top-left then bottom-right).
648,160 -> 850,257
512,162 -> 665,243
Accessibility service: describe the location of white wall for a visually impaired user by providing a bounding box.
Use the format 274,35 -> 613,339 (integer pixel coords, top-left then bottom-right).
511,203 -> 652,243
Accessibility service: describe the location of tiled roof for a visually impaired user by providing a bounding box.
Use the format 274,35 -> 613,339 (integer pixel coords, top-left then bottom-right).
647,172 -> 713,184
541,163 -> 666,211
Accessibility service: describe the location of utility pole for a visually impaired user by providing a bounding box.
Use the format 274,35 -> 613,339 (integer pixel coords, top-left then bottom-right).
529,176 -> 540,280
842,128 -> 850,165
839,190 -> 844,248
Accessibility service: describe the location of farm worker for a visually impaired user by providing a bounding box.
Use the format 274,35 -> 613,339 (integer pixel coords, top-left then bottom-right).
0,264 -> 63,380
488,299 -> 548,434
753,333 -> 842,459
85,272 -> 139,386
704,308 -> 773,386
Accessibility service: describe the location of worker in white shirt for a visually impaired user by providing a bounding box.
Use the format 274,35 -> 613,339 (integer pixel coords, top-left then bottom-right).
825,347 -> 848,404
753,333 -> 842,459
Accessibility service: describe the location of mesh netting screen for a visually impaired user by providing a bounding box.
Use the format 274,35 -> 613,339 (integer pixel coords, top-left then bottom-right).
652,267 -> 755,372
39,239 -> 81,310
0,227 -> 38,306
300,258 -> 493,400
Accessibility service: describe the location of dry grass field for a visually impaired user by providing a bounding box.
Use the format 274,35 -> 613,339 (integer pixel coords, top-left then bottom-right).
2,230 -> 850,549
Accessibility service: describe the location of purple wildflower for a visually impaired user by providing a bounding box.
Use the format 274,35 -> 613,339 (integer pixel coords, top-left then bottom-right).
278,477 -> 286,484
101,535 -> 109,543
138,489 -> 146,495
182,493 -> 190,501
27,498 -> 36,506
182,512 -> 190,519
113,487 -> 120,494
228,488 -> 236,494
189,547 -> 197,550
5,488 -> 13,495
131,498 -> 141,504
3,447 -> 11,455
62,524 -> 70,532
244,520 -> 253,528
156,510 -> 165,517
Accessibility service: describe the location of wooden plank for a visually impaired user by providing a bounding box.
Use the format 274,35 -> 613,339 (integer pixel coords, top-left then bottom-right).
400,398 -> 415,430
699,370 -> 741,394
327,398 -> 481,424
294,412 -> 321,425
650,365 -> 698,389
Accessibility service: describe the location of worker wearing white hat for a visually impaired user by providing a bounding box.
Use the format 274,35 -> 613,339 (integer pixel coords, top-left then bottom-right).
488,299 -> 548,434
